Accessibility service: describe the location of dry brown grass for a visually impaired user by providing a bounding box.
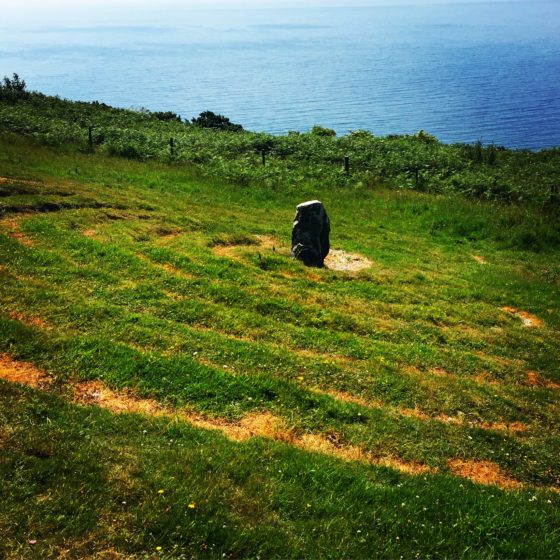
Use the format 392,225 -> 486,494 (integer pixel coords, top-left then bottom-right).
478,421 -> 527,433
73,381 -> 164,416
399,407 -> 431,421
0,355 -> 434,478
296,433 -> 434,474
0,354 -> 50,387
1,217 -> 35,247
502,306 -> 544,328
525,371 -> 560,390
0,176 -> 43,187
8,310 -> 49,329
1,354 -> 546,489
448,459 -> 523,490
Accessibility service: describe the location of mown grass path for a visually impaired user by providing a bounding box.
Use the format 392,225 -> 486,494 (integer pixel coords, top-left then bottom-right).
1,136 -> 559,558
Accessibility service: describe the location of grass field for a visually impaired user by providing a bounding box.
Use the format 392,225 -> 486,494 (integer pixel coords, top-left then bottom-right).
1,133 -> 559,559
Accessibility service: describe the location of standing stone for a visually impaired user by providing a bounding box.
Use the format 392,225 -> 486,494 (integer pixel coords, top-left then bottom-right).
291,200 -> 330,267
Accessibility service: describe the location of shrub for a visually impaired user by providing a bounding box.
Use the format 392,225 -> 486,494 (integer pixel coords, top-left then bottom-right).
0,73 -> 29,104
152,111 -> 182,123
191,111 -> 243,132
416,130 -> 438,144
310,125 -> 336,137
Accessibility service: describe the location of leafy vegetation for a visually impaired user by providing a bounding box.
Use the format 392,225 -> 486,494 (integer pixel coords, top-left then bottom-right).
1,83 -> 560,209
0,88 -> 559,558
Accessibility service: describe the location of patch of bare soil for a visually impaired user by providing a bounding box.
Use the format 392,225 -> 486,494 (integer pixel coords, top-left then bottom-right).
448,459 -> 522,490
0,354 -> 50,387
472,255 -> 488,265
325,249 -> 373,272
502,306 -> 544,328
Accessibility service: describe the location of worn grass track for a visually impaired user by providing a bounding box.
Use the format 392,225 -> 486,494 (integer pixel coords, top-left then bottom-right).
1,135 -> 559,558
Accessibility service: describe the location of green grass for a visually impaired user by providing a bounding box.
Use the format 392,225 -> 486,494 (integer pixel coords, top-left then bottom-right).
1,134 -> 559,559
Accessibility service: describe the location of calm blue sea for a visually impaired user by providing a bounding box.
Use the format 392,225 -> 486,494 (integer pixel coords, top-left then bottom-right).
1,2 -> 560,149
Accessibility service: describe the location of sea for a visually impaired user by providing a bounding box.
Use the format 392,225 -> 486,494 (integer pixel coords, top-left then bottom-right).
1,1 -> 560,149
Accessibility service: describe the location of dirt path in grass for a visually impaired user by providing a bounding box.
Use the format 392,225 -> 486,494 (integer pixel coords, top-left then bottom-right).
1,353 -> 555,492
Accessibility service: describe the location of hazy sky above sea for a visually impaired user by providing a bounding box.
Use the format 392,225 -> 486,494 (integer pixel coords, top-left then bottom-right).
2,0 -> 528,27
3,0 -> 522,8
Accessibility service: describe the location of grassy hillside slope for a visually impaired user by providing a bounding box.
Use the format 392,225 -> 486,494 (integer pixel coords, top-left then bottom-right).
0,128 -> 559,558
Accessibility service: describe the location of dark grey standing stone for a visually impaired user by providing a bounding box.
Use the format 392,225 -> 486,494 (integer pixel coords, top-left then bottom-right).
291,200 -> 330,267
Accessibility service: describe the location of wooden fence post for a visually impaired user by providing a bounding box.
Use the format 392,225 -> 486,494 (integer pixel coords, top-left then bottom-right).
344,156 -> 350,175
262,150 -> 266,166
169,138 -> 175,159
88,126 -> 94,149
